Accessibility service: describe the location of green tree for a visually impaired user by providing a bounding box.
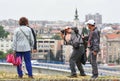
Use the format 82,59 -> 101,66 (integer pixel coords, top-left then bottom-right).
6,49 -> 13,54
0,25 -> 9,38
0,51 -> 4,59
0,49 -> 13,59
51,34 -> 61,40
116,58 -> 120,64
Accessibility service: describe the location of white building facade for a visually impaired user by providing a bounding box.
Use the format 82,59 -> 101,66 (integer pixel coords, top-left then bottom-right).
0,39 -> 12,53
32,39 -> 61,60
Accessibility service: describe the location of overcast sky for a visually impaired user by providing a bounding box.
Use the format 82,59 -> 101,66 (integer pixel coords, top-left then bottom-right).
0,0 -> 120,23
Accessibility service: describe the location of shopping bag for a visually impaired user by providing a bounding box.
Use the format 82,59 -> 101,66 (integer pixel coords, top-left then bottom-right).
12,56 -> 22,66
6,54 -> 15,63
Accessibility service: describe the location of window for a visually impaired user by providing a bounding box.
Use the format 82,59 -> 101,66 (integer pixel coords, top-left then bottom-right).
39,50 -> 43,52
109,43 -> 111,46
62,50 -> 65,53
50,45 -> 54,48
44,41 -> 49,43
44,45 -> 49,48
41,45 -> 44,48
6,44 -> 9,47
38,45 -> 40,47
50,41 -> 54,43
1,44 -> 3,47
39,41 -> 43,43
109,55 -> 112,63
44,50 -> 48,52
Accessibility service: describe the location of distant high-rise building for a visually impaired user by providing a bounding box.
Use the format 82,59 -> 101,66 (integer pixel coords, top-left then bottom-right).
85,13 -> 102,25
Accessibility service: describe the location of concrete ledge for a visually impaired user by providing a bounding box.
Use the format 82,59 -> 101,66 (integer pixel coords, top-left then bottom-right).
0,63 -> 120,81
0,63 -> 70,76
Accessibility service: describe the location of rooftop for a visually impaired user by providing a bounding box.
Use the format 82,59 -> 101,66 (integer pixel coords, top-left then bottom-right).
106,33 -> 120,39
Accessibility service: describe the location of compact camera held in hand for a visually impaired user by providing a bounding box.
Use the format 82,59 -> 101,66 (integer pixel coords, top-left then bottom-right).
60,30 -> 66,34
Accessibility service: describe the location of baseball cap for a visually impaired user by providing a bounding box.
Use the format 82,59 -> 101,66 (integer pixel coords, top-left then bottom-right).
86,20 -> 95,25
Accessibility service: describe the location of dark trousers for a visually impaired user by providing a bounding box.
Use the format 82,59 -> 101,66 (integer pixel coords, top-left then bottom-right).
69,47 -> 85,75
89,51 -> 98,76
16,51 -> 33,77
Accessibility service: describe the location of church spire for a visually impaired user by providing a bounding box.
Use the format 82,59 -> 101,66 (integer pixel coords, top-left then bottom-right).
74,8 -> 79,27
74,8 -> 79,20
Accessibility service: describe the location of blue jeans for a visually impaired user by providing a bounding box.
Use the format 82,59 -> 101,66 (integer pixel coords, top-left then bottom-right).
16,51 -> 33,77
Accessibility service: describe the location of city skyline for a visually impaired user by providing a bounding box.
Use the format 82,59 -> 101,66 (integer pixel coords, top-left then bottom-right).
0,0 -> 120,23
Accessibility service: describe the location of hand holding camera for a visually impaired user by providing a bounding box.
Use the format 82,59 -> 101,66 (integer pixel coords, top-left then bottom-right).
60,30 -> 66,34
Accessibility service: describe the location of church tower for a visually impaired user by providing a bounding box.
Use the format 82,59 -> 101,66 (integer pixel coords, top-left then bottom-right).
74,8 -> 80,27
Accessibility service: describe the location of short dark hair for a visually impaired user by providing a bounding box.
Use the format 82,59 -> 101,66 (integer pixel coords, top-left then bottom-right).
88,24 -> 95,27
19,17 -> 29,26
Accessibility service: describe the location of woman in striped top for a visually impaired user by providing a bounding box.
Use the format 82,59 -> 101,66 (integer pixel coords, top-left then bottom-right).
12,17 -> 34,78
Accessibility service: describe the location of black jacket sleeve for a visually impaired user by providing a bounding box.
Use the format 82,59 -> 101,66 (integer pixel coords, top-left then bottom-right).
31,28 -> 37,50
92,30 -> 100,52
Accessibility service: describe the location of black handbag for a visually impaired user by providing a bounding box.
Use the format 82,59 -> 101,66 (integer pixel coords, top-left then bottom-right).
73,42 -> 80,49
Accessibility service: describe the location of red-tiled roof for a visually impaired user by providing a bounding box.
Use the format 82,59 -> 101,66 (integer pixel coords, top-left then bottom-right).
106,33 -> 120,39
51,30 -> 60,33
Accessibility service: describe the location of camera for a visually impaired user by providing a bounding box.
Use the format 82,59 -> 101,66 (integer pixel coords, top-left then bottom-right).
71,27 -> 79,34
61,30 -> 65,34
60,30 -> 66,35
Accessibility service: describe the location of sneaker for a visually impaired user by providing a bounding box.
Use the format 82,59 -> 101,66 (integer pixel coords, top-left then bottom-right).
68,74 -> 77,78
91,75 -> 98,79
18,76 -> 23,78
80,74 -> 87,76
28,76 -> 34,79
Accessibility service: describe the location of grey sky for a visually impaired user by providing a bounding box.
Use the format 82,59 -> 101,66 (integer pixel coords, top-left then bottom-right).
0,0 -> 120,23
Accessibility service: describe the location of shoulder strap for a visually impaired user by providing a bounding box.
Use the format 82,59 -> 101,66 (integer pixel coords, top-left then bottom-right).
19,28 -> 29,43
78,34 -> 82,43
64,35 -> 67,45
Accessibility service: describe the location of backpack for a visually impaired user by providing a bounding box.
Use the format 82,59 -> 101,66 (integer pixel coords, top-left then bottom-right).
72,34 -> 81,49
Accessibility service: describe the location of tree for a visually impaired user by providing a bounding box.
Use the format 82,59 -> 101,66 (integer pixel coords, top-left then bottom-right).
6,49 -> 13,54
51,34 -> 61,40
0,51 -> 4,59
116,58 -> 120,64
0,25 -> 9,38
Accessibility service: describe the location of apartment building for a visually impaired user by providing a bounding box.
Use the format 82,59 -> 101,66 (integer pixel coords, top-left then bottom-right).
32,39 -> 62,60
0,39 -> 12,53
106,33 -> 120,64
